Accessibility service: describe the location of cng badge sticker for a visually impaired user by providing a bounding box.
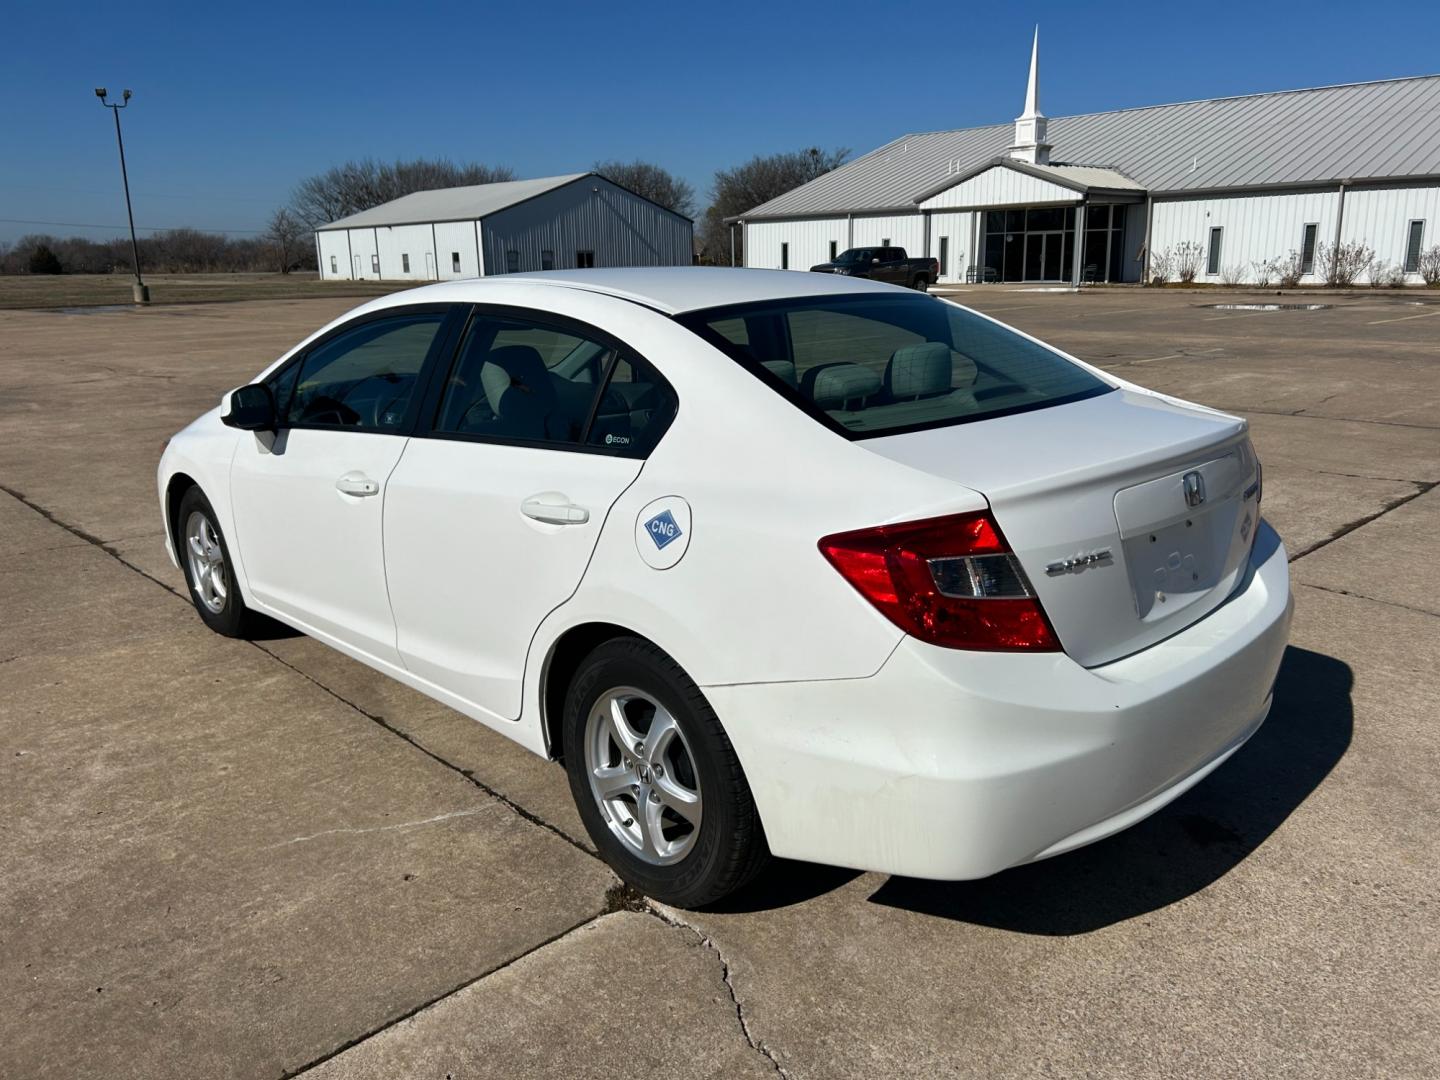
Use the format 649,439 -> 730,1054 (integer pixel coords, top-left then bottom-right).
634,497 -> 692,570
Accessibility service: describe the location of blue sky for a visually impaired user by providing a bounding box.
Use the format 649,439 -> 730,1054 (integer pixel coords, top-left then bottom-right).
4,0 -> 1438,243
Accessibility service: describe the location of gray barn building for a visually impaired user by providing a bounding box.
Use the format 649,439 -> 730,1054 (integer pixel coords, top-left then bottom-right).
316,172 -> 693,282
735,33 -> 1440,287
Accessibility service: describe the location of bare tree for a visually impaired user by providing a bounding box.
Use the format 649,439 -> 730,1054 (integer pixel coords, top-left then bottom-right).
699,146 -> 850,264
1419,245 -> 1440,287
262,208 -> 310,273
593,160 -> 696,218
1317,240 -> 1374,287
1173,240 -> 1204,284
290,157 -> 517,227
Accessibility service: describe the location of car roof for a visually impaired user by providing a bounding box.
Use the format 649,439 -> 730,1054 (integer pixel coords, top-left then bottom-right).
366,267 -> 905,316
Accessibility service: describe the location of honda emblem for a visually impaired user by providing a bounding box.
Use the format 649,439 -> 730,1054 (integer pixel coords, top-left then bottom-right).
1183,471 -> 1206,508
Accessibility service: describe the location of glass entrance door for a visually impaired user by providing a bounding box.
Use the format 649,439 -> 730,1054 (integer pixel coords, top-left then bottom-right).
982,206 -> 1078,282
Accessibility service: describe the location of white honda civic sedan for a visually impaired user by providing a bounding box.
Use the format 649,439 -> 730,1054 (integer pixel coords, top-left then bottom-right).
158,268 -> 1291,906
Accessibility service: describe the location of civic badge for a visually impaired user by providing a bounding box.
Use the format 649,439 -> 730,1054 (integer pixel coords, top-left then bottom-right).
1183,471 -> 1206,508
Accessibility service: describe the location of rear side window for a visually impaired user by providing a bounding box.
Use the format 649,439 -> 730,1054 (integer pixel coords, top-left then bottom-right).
677,295 -> 1111,438
433,313 -> 675,454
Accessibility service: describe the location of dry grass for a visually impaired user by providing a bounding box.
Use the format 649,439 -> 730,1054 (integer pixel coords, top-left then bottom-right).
0,272 -> 413,310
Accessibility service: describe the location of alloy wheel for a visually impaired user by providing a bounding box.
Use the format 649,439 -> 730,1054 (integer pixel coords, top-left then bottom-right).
184,510 -> 228,615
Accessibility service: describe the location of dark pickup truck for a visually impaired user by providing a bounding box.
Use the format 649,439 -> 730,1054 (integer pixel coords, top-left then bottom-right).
809,246 -> 939,289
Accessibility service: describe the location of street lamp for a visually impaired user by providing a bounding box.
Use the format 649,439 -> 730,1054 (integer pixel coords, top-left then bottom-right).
94,87 -> 149,303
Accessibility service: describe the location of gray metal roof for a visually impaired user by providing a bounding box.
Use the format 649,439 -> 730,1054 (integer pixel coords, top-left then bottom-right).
317,173 -> 589,230
741,75 -> 1440,219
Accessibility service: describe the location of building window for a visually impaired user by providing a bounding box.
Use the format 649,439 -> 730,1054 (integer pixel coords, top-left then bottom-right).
1300,223 -> 1318,274
1207,227 -> 1223,275
371,254 -> 379,274
938,236 -> 950,278
781,242 -> 789,270
542,249 -> 555,271
576,250 -> 595,268
402,253 -> 410,273
452,251 -> 461,273
329,255 -> 337,273
881,237 -> 891,246
829,240 -> 838,261
506,250 -> 520,273
1404,220 -> 1425,274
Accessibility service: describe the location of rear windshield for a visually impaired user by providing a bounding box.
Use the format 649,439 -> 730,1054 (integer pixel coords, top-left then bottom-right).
676,294 -> 1112,439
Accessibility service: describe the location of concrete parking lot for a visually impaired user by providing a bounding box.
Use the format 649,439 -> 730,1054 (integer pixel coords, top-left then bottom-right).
3,285 -> 1438,1078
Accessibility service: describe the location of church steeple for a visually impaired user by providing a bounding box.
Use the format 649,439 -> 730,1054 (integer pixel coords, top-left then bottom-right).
1010,27 -> 1051,165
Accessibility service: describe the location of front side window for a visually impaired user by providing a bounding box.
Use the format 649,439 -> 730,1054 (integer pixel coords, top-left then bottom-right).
678,294 -> 1111,439
433,314 -> 674,454
284,312 -> 446,431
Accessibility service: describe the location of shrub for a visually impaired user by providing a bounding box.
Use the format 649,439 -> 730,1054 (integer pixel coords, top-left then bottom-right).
1174,240 -> 1204,284
1419,245 -> 1440,287
1276,251 -> 1304,288
28,243 -> 63,274
1219,264 -> 1244,287
1317,240 -> 1374,288
1371,261 -> 1406,288
1250,258 -> 1280,288
1149,247 -> 1173,285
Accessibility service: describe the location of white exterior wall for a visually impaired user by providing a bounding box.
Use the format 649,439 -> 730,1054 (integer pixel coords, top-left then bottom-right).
346,228 -> 380,280
481,175 -> 692,274
375,223 -> 438,282
317,231 -> 352,280
848,213 -> 925,254
433,221 -> 482,279
926,211 -> 975,282
919,168 -> 1080,210
1339,184 -> 1440,283
744,217 -> 848,270
1150,189 -> 1339,284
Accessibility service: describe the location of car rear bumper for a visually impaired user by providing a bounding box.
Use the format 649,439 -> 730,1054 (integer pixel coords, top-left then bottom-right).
704,521 -> 1292,880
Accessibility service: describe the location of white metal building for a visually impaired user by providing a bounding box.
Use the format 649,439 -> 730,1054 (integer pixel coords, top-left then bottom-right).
316,172 -> 693,282
735,33 -> 1440,287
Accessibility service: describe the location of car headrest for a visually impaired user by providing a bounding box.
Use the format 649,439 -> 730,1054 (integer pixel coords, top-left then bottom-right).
802,362 -> 883,410
481,346 -> 553,414
885,342 -> 953,400
760,359 -> 798,388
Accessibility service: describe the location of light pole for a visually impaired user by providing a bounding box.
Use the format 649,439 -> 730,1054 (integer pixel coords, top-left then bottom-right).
94,87 -> 149,304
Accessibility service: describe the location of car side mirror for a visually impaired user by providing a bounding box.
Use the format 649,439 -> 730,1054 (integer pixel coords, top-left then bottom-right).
221,383 -> 277,431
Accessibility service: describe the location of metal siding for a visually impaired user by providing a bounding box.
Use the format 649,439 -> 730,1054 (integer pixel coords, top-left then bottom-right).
1150,190 -> 1339,283
1340,184 -> 1440,282
743,217 -> 848,270
347,228 -> 379,280
920,167 -> 1081,210
926,211 -> 974,281
480,176 -> 692,275
849,213 -> 925,253
433,221 -> 480,279
743,75 -> 1440,219
316,231 -> 351,280
375,224 -> 436,281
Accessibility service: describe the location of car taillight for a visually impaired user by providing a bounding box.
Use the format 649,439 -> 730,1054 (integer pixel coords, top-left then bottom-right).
818,511 -> 1059,651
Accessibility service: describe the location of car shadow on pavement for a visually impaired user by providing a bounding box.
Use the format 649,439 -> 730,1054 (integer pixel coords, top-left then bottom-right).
866,645 -> 1352,935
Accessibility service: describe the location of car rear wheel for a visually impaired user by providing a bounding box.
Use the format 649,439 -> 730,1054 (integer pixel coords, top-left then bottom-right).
176,486 -> 257,638
562,637 -> 768,907
911,274 -> 929,291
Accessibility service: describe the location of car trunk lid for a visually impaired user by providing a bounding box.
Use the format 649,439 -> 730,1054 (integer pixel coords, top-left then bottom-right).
863,388 -> 1261,667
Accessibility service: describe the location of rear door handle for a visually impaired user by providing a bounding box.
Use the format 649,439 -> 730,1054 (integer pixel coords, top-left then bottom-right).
336,472 -> 380,497
521,492 -> 590,525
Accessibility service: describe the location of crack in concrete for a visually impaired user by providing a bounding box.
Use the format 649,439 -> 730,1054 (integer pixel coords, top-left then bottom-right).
643,901 -> 791,1080
263,807 -> 491,849
1296,581 -> 1440,620
1288,480 -> 1438,562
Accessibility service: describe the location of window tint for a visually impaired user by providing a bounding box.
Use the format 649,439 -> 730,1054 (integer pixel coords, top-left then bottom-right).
286,313 -> 445,430
434,315 -> 674,453
678,294 -> 1111,438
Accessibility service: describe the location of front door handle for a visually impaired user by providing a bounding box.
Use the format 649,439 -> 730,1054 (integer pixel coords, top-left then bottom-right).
521,492 -> 590,525
336,472 -> 380,497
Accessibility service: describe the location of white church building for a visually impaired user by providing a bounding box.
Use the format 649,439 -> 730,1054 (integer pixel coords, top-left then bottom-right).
734,33 -> 1440,287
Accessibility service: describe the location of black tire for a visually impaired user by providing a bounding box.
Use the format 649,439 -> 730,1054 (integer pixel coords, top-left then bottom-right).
562,637 -> 768,907
911,274 -> 929,291
174,485 -> 258,638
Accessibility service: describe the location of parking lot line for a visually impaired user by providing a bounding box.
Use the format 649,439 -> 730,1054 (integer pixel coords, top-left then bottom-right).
1366,309 -> 1440,325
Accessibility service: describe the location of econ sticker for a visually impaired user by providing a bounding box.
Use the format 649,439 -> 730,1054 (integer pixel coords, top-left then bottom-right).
634,497 -> 691,570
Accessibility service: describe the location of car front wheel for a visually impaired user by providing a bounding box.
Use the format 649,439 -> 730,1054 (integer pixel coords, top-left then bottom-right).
562,637 -> 768,907
176,485 -> 257,638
